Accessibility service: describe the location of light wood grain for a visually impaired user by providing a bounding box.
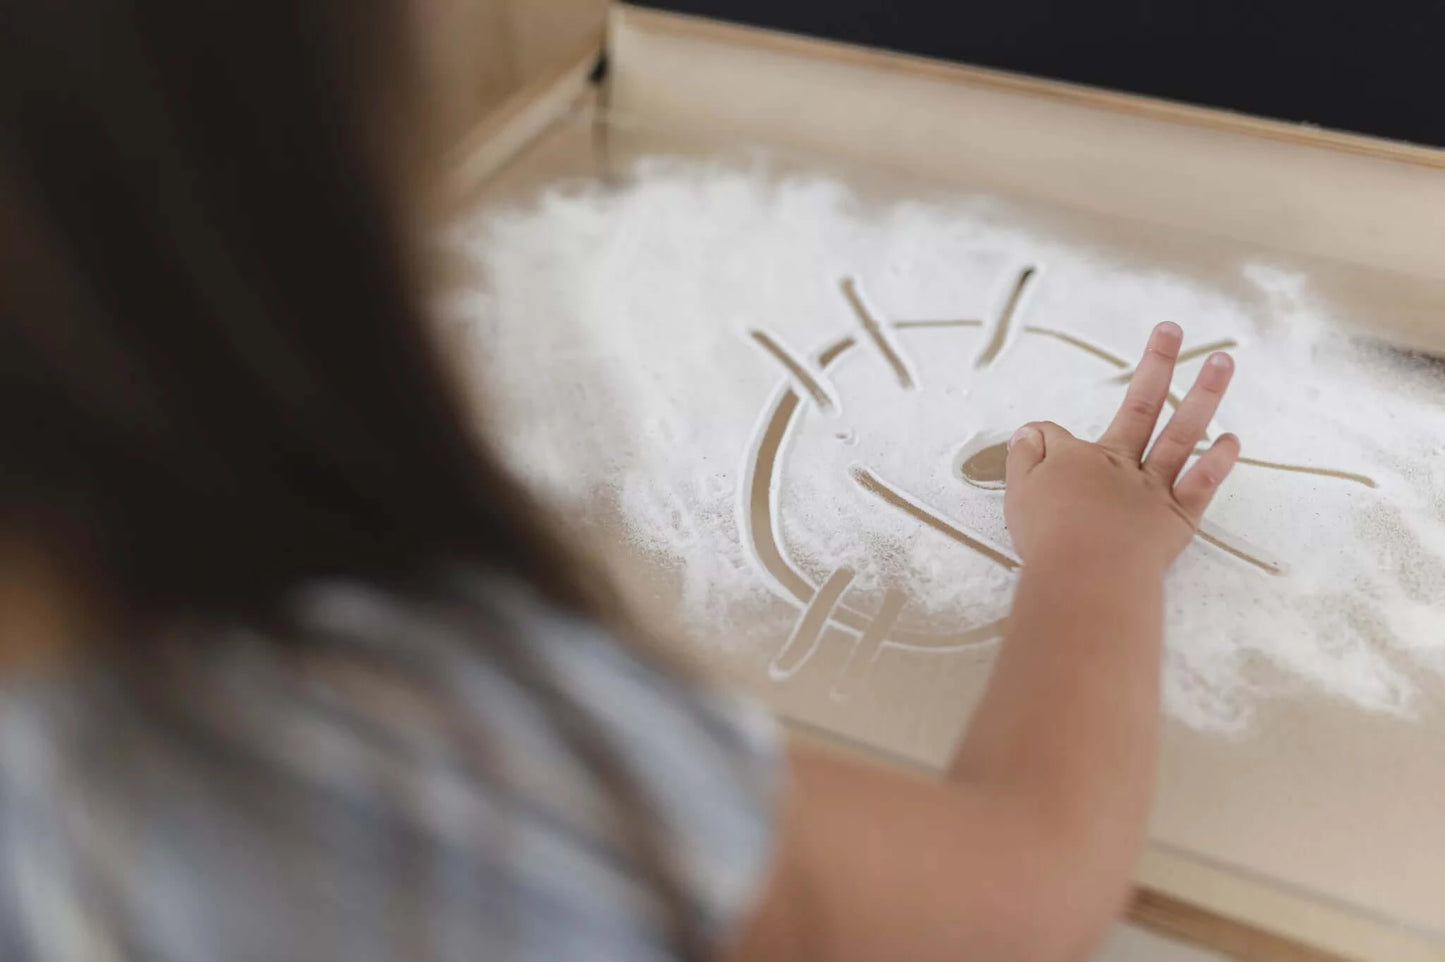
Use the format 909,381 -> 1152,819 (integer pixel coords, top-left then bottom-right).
1130,889 -> 1351,962
420,0 -> 608,145
614,3 -> 1445,170
447,6 -> 1445,959
443,31 -> 602,206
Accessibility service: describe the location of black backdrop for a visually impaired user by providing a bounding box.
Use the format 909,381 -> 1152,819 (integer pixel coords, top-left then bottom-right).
630,0 -> 1445,148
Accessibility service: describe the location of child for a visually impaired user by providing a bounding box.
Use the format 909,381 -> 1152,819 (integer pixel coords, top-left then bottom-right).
0,3 -> 1236,960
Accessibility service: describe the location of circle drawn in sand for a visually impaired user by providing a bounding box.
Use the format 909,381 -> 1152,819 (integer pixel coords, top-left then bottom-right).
740,268 -> 1373,700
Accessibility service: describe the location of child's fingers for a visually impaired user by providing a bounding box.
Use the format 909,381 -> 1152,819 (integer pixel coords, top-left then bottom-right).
1174,433 -> 1241,521
1005,423 -> 1047,479
1099,322 -> 1182,461
1144,353 -> 1234,483
1005,420 -> 1072,480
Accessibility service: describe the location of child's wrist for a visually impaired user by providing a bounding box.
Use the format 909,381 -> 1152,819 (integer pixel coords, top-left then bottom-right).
1024,535 -> 1170,585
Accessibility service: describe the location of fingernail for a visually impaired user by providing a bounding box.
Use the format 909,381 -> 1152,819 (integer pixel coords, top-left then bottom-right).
1207,353 -> 1233,370
1157,321 -> 1183,341
1008,426 -> 1037,450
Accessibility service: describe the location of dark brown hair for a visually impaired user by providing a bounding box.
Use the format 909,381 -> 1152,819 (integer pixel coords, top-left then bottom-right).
0,0 -> 596,615
0,1 -> 701,957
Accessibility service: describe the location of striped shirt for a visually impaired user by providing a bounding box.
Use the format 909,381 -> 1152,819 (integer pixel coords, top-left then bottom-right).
0,576 -> 781,961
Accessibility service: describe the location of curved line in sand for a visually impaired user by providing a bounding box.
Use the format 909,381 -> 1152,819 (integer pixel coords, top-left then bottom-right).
840,277 -> 917,389
747,328 -> 838,413
975,266 -> 1038,368
743,319 -> 1365,654
769,566 -> 855,680
744,328 -> 1017,650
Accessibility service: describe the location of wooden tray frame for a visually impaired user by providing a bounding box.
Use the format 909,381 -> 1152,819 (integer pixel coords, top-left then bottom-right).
445,7 -> 1445,958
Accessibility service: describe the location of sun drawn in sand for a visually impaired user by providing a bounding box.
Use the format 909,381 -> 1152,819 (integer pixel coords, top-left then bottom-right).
740,267 -> 1378,700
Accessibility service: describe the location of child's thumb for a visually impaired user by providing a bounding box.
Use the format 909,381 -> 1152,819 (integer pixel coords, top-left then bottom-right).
1006,424 -> 1046,478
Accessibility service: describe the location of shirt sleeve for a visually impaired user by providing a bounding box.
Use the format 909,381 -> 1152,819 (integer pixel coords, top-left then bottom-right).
0,579 -> 787,962
503,593 -> 785,952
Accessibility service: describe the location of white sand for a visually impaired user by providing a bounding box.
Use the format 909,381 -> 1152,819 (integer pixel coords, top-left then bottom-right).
446,158 -> 1445,733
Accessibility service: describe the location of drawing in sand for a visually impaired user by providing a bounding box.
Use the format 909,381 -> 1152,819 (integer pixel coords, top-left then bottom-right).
741,267 -> 1378,699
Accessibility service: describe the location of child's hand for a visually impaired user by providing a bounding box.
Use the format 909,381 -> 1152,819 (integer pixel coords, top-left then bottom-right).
1003,322 -> 1239,573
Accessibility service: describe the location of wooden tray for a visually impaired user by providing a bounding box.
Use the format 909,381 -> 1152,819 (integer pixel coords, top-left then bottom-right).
445,7 -> 1445,958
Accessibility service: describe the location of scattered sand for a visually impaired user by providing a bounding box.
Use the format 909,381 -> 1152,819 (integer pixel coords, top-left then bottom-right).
446,158 -> 1445,733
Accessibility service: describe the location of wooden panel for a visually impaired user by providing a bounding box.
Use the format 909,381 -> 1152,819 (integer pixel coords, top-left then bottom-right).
511,0 -> 610,79
447,8 -> 1445,959
419,0 -> 608,145
419,0 -> 517,143
608,6 -> 1445,299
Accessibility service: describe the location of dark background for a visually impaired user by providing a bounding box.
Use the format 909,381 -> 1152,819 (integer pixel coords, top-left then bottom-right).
630,0 -> 1445,148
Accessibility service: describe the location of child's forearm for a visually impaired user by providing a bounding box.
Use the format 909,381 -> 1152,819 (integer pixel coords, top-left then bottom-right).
949,546 -> 1164,887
